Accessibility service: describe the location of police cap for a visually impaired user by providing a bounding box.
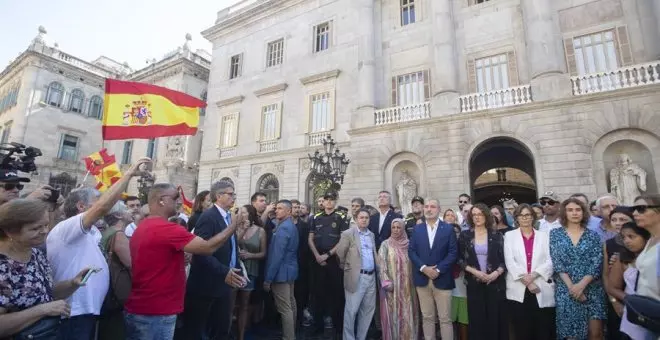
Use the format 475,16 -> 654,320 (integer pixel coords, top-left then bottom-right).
323,192 -> 338,200
411,196 -> 424,205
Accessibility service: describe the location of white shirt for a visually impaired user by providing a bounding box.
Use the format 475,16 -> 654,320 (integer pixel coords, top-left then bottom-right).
378,210 -> 389,233
178,212 -> 189,223
124,222 -> 137,237
420,219 -> 440,273
452,271 -> 467,298
46,214 -> 109,316
538,218 -> 562,232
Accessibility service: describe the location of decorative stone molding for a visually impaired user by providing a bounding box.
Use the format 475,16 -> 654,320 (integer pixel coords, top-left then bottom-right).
41,61 -> 105,88
251,161 -> 285,177
216,95 -> 245,108
254,83 -> 288,97
300,69 -> 341,85
211,166 -> 239,184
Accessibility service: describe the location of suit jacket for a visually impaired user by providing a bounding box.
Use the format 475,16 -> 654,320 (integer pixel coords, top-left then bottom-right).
336,227 -> 377,293
187,206 -> 238,297
458,228 -> 506,290
368,209 -> 403,250
504,228 -> 555,307
408,221 -> 458,290
265,217 -> 299,283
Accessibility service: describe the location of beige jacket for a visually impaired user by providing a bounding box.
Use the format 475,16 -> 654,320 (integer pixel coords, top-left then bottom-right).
336,227 -> 377,293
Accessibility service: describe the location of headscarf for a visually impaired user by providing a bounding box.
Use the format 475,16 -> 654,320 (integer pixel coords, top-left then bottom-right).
387,218 -> 409,250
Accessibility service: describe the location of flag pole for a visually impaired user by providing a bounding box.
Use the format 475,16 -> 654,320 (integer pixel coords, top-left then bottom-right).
78,170 -> 90,188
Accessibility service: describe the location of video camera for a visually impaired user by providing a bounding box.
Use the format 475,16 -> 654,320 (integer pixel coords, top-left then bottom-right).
0,142 -> 42,173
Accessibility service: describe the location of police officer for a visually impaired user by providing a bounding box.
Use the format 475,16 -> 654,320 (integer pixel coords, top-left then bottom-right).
308,192 -> 348,337
404,196 -> 426,238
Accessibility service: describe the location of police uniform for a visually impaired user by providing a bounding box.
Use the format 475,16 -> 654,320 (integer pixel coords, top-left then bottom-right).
405,196 -> 426,238
309,193 -> 348,334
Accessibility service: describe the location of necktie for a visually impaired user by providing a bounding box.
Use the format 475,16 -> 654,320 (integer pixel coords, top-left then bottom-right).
227,214 -> 236,268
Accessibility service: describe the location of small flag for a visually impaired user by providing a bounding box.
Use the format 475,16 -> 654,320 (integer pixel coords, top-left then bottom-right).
178,186 -> 193,216
102,79 -> 207,140
83,149 -> 122,192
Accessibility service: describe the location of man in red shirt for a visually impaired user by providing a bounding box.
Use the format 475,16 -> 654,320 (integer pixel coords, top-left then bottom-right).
124,183 -> 246,340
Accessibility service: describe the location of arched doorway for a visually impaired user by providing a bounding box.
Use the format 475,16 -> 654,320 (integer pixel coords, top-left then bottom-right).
469,137 -> 538,206
257,173 -> 279,204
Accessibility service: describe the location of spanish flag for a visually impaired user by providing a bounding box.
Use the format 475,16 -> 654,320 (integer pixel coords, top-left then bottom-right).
83,149 -> 122,192
178,186 -> 193,216
102,79 -> 207,140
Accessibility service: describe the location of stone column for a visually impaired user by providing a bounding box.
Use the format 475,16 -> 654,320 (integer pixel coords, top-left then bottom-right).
430,0 -> 459,115
353,0 -> 377,129
651,0 -> 660,59
521,0 -> 572,100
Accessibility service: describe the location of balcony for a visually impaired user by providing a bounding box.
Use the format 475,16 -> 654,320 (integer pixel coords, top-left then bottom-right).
218,147 -> 236,158
459,85 -> 532,113
259,140 -> 279,153
308,131 -> 331,146
374,102 -> 431,126
571,61 -> 660,96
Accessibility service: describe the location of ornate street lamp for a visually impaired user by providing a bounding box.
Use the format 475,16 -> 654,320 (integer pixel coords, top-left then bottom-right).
137,172 -> 156,205
308,135 -> 350,191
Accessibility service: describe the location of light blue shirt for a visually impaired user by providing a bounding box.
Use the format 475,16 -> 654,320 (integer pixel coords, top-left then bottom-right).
216,205 -> 237,268
357,228 -> 375,272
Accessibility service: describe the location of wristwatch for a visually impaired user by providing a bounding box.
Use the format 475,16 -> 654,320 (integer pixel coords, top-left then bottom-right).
610,297 -> 617,303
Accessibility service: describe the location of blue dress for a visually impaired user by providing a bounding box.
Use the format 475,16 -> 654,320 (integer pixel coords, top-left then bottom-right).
549,227 -> 606,340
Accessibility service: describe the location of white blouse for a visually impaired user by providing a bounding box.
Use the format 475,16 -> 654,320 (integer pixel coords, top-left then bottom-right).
635,242 -> 660,301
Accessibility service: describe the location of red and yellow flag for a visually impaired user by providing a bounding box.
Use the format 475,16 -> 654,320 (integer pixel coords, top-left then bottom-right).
102,79 -> 207,140
83,149 -> 122,192
177,186 -> 193,216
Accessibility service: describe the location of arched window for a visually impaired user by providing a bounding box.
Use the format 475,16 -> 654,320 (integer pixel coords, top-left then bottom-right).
257,173 -> 279,203
46,82 -> 64,107
69,89 -> 85,113
200,91 -> 207,116
88,96 -> 103,119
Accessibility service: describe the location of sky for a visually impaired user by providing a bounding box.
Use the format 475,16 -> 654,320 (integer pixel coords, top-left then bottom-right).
0,0 -> 241,71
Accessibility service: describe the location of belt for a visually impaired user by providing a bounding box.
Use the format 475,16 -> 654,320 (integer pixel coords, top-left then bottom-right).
360,269 -> 375,275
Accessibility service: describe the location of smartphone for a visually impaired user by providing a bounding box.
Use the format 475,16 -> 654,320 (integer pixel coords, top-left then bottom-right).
81,268 -> 100,284
45,188 -> 60,203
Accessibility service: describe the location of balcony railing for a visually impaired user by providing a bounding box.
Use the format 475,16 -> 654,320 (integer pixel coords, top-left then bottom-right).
219,147 -> 236,158
308,131 -> 330,146
259,140 -> 279,153
374,102 -> 431,126
571,61 -> 660,96
459,85 -> 532,113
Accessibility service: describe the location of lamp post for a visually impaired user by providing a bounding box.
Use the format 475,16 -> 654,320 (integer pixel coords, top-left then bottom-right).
308,135 -> 350,191
137,173 -> 156,205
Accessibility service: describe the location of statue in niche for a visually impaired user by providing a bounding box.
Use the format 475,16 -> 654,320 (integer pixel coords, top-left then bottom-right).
166,136 -> 185,159
609,153 -> 647,205
396,170 -> 418,216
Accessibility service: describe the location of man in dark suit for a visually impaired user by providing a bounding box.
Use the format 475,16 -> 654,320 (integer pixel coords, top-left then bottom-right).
178,180 -> 247,340
408,198 -> 457,340
368,190 -> 403,250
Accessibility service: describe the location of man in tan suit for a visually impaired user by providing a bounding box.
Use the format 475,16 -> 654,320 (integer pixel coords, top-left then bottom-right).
336,208 -> 377,340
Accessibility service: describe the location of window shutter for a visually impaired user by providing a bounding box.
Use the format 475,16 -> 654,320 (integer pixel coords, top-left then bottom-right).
467,59 -> 477,93
563,38 -> 578,76
275,102 -> 283,139
328,89 -> 336,131
391,76 -> 398,106
231,113 -> 239,147
507,51 -> 519,86
423,70 -> 431,101
615,26 -> 633,67
303,95 -> 311,133
255,107 -> 263,141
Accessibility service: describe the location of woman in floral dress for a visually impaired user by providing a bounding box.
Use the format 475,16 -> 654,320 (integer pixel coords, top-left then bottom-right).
377,217 -> 419,340
549,197 -> 606,340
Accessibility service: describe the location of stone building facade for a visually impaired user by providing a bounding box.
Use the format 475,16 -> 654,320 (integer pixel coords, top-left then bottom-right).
199,0 -> 660,209
0,27 -> 209,197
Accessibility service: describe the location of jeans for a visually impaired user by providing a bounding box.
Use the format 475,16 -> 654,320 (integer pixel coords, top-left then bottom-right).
57,314 -> 97,340
124,312 -> 177,340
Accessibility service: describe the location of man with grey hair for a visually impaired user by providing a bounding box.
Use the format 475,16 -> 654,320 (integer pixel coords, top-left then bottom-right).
592,194 -> 619,243
47,158 -> 152,340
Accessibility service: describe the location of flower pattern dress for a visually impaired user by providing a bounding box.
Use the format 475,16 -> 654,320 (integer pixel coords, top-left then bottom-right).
377,239 -> 419,340
0,248 -> 53,312
549,227 -> 606,340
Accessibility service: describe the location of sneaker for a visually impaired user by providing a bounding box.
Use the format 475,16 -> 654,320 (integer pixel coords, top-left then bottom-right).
324,316 -> 333,329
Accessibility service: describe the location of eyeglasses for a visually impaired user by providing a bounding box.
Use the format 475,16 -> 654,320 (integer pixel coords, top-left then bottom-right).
221,192 -> 237,199
0,183 -> 24,191
539,200 -> 557,206
459,200 -> 469,204
518,213 -> 533,219
631,205 -> 660,214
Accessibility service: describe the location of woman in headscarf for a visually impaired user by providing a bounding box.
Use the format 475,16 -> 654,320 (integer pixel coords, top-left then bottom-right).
376,216 -> 419,340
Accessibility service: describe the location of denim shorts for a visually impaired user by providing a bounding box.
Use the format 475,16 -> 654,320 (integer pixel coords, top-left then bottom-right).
124,312 -> 177,340
240,275 -> 257,291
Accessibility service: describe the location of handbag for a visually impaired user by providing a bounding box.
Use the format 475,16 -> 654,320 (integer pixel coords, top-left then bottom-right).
101,229 -> 132,314
624,294 -> 660,333
13,316 -> 61,340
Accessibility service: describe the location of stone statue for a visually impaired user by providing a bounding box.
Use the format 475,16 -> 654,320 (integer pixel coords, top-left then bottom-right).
396,170 -> 418,216
166,136 -> 185,159
609,153 -> 647,205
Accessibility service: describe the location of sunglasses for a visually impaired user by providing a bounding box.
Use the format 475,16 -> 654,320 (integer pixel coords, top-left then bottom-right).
0,183 -> 24,191
539,200 -> 557,206
630,205 -> 660,214
458,200 -> 469,204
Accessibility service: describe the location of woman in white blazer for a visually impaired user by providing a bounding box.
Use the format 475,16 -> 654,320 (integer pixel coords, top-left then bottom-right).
504,203 -> 556,340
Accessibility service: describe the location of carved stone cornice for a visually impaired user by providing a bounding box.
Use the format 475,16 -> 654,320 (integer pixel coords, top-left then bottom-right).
254,83 -> 288,97
216,95 -> 244,108
40,59 -> 106,88
300,69 -> 341,85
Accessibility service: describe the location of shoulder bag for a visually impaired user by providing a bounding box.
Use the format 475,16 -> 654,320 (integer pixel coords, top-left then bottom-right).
624,253 -> 660,334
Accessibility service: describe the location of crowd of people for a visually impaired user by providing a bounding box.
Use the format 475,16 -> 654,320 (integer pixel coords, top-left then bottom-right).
0,157 -> 658,340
